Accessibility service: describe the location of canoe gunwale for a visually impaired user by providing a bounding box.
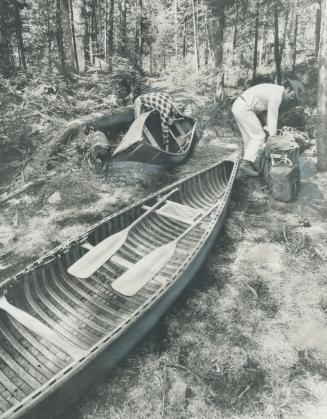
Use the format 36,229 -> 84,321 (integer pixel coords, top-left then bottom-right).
1,150 -> 241,419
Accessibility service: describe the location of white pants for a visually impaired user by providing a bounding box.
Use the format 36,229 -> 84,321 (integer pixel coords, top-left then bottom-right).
232,97 -> 266,162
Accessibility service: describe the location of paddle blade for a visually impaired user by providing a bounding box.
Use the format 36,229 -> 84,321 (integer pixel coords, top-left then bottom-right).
68,228 -> 129,278
112,241 -> 177,296
0,296 -> 84,360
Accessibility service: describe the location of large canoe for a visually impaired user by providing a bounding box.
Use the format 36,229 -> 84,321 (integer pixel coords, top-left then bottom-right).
111,110 -> 197,166
0,151 -> 240,419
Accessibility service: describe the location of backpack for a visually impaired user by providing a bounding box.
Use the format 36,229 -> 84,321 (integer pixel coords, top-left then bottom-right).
263,134 -> 300,202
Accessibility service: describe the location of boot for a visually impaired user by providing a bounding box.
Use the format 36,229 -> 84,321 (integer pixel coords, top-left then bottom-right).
239,160 -> 259,177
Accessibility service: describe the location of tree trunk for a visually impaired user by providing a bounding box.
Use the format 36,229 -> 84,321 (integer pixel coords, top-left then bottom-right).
259,2 -> 269,66
274,1 -> 281,84
0,0 -> 14,76
279,5 -> 290,64
182,21 -> 186,60
284,2 -> 296,69
55,0 -> 66,74
108,0 -> 115,72
252,1 -> 259,80
203,8 -> 210,65
233,0 -> 239,50
69,0 -> 79,73
138,0 -> 143,72
104,0 -> 107,59
93,0 -> 100,60
174,0 -> 178,58
205,0 -> 225,68
205,0 -> 225,101
72,0 -> 85,72
292,12 -> 298,73
317,0 -> 327,170
13,0 -> 26,71
61,0 -> 76,72
122,0 -> 127,56
315,0 -> 322,57
90,2 -> 96,65
46,0 -> 52,72
81,0 -> 90,66
192,0 -> 200,71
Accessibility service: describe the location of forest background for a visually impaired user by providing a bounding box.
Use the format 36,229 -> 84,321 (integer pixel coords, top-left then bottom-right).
1,0 -> 327,418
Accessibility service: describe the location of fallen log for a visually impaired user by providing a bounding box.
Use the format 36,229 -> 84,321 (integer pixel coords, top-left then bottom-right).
82,105 -> 134,132
0,178 -> 46,205
47,105 -> 134,159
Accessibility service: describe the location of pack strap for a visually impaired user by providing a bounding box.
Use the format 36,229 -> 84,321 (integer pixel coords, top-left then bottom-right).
270,153 -> 293,167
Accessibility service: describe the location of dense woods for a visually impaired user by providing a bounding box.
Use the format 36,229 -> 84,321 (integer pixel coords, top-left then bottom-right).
0,0 -> 322,79
0,0 -> 325,140
0,2 -> 325,123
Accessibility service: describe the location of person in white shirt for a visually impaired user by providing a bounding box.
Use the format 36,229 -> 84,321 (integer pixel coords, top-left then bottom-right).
232,80 -> 300,177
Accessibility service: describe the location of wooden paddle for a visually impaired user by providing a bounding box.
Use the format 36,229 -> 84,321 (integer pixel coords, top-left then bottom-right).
68,187 -> 179,279
0,295 -> 85,360
111,190 -> 226,296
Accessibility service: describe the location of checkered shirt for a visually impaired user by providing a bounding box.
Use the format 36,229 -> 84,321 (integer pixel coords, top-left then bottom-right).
136,93 -> 181,143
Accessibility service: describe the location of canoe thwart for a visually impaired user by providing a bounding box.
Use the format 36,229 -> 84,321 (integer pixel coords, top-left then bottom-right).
80,241 -> 94,250
79,242 -> 133,269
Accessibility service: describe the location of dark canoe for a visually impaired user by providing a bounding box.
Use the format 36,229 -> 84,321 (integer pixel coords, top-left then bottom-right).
111,110 -> 197,167
0,151 -> 241,419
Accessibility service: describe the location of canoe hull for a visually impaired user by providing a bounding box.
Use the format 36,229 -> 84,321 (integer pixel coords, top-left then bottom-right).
111,111 -> 198,167
13,197 -> 230,419
0,152 -> 240,419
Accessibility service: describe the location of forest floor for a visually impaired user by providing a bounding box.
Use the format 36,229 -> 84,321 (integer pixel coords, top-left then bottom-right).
1,64 -> 327,418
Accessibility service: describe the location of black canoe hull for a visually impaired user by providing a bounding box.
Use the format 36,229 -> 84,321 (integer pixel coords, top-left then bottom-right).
111,111 -> 197,167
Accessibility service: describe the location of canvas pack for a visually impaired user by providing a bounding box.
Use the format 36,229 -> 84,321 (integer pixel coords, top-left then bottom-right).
263,134 -> 300,202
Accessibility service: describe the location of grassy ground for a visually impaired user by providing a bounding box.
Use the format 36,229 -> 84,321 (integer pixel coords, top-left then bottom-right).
1,64 -> 327,418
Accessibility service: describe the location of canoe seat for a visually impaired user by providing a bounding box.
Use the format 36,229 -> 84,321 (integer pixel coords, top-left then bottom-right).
170,122 -> 191,152
143,201 -> 203,224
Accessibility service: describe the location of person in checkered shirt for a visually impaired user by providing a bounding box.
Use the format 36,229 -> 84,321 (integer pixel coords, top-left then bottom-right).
134,92 -> 183,149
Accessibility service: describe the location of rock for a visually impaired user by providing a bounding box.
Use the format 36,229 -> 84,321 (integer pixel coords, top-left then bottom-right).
48,191 -> 62,205
167,370 -> 188,410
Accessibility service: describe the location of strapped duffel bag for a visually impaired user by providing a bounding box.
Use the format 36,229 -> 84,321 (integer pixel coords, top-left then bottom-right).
263,134 -> 300,202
